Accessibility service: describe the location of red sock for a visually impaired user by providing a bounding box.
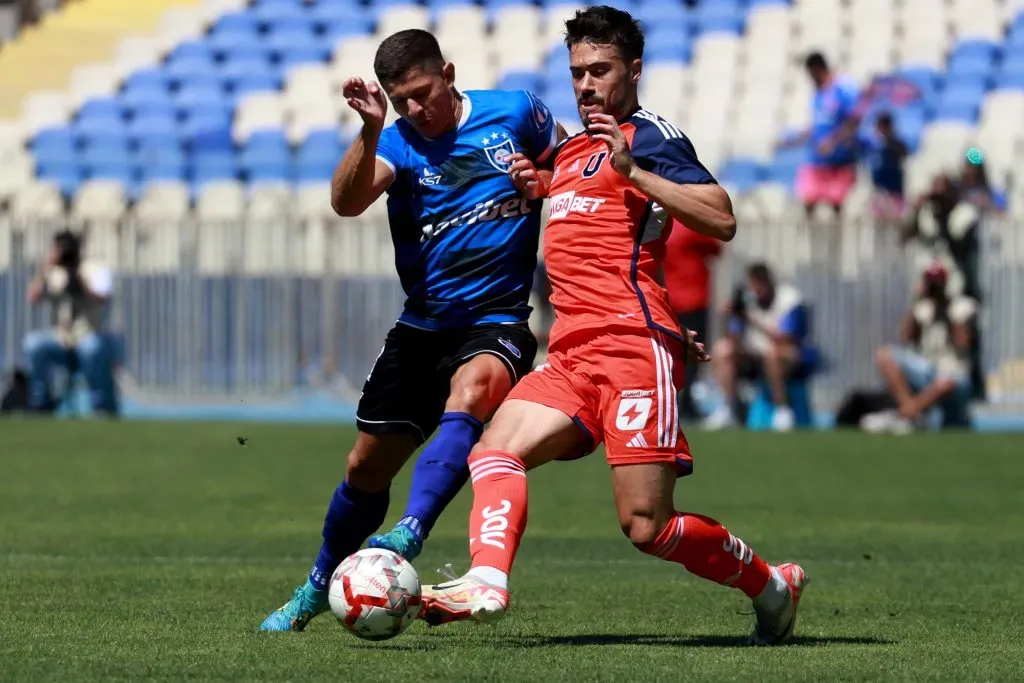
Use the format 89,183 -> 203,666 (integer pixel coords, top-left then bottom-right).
640,512 -> 772,598
467,450 -> 527,575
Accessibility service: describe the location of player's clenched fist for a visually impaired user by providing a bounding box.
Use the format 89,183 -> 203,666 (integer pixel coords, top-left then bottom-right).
342,77 -> 388,131
586,112 -> 637,180
506,153 -> 548,200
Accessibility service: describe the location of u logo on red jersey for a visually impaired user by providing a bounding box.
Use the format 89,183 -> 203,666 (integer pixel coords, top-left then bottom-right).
582,151 -> 607,178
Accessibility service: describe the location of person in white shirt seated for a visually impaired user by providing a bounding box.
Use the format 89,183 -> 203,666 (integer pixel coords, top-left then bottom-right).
22,230 -> 120,416
705,263 -> 819,432
861,262 -> 976,434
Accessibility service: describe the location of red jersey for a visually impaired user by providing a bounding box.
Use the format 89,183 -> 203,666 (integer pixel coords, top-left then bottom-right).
663,221 -> 722,313
542,109 -> 718,351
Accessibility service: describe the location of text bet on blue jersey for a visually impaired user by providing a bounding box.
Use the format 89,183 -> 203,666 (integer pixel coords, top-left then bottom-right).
374,89 -> 559,329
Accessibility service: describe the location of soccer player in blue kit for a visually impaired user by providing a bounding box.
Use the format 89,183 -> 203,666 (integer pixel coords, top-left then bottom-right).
260,28 -> 565,631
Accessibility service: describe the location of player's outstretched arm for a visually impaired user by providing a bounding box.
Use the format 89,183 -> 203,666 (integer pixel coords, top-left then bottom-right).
585,116 -> 737,244
330,78 -> 396,217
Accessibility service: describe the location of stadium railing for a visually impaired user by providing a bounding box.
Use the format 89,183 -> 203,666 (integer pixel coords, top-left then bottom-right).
1,210 -> 1021,413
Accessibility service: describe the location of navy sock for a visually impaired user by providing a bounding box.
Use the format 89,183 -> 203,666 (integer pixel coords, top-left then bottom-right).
308,480 -> 389,590
398,412 -> 482,540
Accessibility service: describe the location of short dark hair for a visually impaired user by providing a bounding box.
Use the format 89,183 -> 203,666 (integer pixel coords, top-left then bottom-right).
747,262 -> 773,284
877,111 -> 894,127
564,5 -> 644,64
373,29 -> 445,83
804,51 -> 828,71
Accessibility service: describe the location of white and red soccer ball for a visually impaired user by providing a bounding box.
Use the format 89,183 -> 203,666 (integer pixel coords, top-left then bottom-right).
328,549 -> 422,640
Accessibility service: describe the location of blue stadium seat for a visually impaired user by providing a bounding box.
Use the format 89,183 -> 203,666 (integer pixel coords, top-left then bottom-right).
893,106 -> 926,150
74,117 -> 129,148
121,86 -> 174,116
947,40 -> 999,83
310,0 -> 363,23
646,42 -> 692,65
268,28 -> 330,63
260,14 -> 316,36
995,70 -> 1024,91
169,40 -> 215,64
36,165 -> 82,196
184,115 -> 234,152
191,151 -> 238,183
232,72 -> 284,98
646,29 -> 692,64
208,31 -> 266,58
165,58 -> 219,87
210,11 -> 259,35
767,146 -> 806,186
31,127 -> 77,154
996,54 -> 1024,87
719,157 -> 765,192
128,114 -> 180,147
321,17 -> 374,43
32,141 -> 76,168
278,44 -> 332,69
635,2 -> 688,32
123,68 -> 169,92
245,130 -> 290,152
897,67 -> 943,102
175,85 -> 231,116
747,0 -> 790,7
78,97 -> 124,122
498,71 -> 543,93
248,161 -> 294,185
933,102 -> 980,124
296,156 -> 336,183
694,2 -> 745,35
136,145 -> 187,175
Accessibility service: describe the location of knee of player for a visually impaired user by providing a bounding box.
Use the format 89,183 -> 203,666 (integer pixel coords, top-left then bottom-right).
448,361 -> 508,417
621,513 -> 664,549
345,446 -> 392,493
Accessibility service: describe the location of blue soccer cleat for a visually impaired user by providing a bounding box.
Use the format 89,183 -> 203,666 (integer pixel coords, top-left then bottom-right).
367,524 -> 424,561
259,580 -> 329,632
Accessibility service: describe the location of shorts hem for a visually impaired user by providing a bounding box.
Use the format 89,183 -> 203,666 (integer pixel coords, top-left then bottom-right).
355,417 -> 427,445
607,453 -> 694,476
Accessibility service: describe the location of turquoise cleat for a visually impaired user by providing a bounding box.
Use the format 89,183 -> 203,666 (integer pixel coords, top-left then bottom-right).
259,581 -> 329,632
367,525 -> 424,561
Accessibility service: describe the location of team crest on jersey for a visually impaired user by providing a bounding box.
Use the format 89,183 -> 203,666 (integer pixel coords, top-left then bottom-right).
481,131 -> 516,172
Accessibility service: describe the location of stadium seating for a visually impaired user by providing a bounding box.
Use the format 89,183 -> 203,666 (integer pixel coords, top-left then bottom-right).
0,0 -> 1018,222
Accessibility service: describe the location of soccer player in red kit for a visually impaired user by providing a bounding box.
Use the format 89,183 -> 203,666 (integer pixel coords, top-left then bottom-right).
419,6 -> 808,645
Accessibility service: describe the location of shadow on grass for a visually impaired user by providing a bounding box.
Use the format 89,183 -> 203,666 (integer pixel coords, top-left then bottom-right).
495,633 -> 895,648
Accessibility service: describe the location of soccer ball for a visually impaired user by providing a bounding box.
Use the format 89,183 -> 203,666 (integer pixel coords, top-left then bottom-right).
328,549 -> 422,640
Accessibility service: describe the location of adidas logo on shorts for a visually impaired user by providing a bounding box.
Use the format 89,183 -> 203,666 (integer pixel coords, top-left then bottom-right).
626,433 -> 649,448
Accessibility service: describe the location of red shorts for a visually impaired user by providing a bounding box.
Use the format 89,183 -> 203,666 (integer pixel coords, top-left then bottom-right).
510,330 -> 693,475
796,163 -> 856,207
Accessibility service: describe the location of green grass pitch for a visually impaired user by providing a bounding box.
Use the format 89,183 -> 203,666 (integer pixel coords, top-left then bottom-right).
2,422 -> 1023,681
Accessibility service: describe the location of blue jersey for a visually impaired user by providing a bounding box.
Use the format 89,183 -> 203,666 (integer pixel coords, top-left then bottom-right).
375,89 -> 558,329
809,76 -> 860,167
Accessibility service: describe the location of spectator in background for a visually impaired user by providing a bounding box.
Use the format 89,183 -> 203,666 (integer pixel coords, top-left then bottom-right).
903,172 -> 981,300
863,112 -> 909,223
22,231 -> 120,416
705,263 -> 818,432
662,222 -> 723,422
959,154 -> 1006,215
780,52 -> 862,219
862,263 -> 976,433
